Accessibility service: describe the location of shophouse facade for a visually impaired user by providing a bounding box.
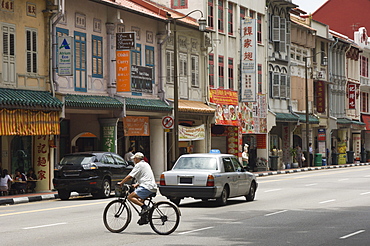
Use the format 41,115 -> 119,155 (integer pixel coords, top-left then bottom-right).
53,0 -> 211,180
0,1 -> 63,191
355,27 -> 370,161
153,0 -> 269,171
266,0 -> 297,167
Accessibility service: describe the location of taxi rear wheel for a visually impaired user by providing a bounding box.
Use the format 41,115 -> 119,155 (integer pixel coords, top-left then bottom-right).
246,182 -> 256,201
216,186 -> 228,206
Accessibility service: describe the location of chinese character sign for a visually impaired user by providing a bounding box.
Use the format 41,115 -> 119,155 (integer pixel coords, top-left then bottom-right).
241,18 -> 257,102
348,84 -> 356,109
316,81 -> 326,113
34,136 -> 50,191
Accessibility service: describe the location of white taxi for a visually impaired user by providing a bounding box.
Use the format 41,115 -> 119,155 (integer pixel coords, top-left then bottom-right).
159,153 -> 257,206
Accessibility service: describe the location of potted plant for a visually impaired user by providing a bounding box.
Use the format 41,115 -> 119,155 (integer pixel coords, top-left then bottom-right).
290,147 -> 299,168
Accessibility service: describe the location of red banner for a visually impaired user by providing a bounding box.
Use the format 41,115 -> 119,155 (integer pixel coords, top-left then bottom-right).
316,81 -> 325,113
348,83 -> 356,109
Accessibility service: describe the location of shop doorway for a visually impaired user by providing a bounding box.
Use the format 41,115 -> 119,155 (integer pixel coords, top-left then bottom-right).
11,136 -> 32,174
72,132 -> 98,153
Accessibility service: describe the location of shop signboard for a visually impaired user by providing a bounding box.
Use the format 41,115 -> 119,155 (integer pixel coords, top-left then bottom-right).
316,81 -> 326,113
123,116 -> 150,136
116,50 -> 131,92
317,129 -> 326,141
131,65 -> 153,93
58,36 -> 73,76
348,83 -> 356,109
34,136 -> 50,191
240,18 -> 257,102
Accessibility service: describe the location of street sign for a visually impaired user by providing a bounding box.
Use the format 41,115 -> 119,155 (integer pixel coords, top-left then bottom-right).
116,32 -> 136,50
162,116 -> 174,129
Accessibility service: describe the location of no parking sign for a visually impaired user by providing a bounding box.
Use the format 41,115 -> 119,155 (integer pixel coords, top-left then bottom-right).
162,116 -> 174,129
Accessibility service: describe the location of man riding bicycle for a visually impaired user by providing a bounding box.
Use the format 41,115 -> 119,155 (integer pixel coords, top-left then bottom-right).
118,152 -> 157,216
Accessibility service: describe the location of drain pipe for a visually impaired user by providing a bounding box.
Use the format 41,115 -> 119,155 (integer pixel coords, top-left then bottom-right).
49,0 -> 65,97
158,22 -> 171,102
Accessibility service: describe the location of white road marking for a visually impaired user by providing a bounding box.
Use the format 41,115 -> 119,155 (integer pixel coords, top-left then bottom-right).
265,210 -> 288,217
319,199 -> 336,204
360,191 -> 370,195
338,178 -> 349,181
23,222 -> 67,230
178,226 -> 213,235
305,183 -> 318,187
340,230 -> 365,239
264,189 -> 282,193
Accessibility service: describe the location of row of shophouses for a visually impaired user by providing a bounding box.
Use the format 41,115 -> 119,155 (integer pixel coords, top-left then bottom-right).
1,0 -> 370,191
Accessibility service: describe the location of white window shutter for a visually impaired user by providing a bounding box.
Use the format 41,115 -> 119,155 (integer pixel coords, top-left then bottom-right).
279,18 -> 286,52
272,16 -> 280,42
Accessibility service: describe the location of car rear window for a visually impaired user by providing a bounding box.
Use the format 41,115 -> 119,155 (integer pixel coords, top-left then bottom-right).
60,156 -> 95,165
173,157 -> 218,170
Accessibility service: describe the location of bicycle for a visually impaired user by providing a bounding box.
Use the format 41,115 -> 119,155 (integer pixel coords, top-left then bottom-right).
103,184 -> 181,235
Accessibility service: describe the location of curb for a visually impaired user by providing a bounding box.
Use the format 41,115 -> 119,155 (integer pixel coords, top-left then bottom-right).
0,193 -> 59,206
255,162 -> 370,177
0,192 -> 80,206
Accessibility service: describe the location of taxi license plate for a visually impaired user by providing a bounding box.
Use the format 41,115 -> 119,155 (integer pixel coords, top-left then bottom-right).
179,177 -> 192,184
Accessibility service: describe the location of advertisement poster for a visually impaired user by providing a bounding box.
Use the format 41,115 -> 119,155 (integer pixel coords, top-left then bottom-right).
240,94 -> 267,134
210,88 -> 239,126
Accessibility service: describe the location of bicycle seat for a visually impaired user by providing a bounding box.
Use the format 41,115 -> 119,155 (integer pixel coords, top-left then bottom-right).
147,192 -> 156,198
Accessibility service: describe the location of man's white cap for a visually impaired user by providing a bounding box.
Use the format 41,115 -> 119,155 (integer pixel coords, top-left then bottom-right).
131,152 -> 144,160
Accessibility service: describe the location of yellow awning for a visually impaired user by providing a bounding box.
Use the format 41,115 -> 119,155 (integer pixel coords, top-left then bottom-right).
0,109 -> 60,136
178,100 -> 215,114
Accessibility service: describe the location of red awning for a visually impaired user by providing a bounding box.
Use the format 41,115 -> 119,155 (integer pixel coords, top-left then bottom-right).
361,114 -> 370,130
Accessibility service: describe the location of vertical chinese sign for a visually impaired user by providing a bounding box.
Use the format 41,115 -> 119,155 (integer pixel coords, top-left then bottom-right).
348,83 -> 356,109
241,18 -> 257,102
34,136 -> 50,191
316,81 -> 325,113
100,119 -> 118,153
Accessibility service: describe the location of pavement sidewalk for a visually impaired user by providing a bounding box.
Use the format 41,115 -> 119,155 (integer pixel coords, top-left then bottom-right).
1,162 -> 368,206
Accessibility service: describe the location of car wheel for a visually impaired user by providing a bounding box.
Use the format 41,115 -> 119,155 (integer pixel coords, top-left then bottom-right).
58,190 -> 70,200
246,182 -> 256,201
94,179 -> 111,199
170,198 -> 181,206
217,186 -> 228,206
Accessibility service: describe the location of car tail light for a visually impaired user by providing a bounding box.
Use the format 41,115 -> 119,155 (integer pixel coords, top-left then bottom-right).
160,174 -> 166,186
206,175 -> 214,186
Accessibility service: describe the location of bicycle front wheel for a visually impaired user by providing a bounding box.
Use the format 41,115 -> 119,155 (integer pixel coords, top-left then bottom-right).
149,201 -> 180,235
103,199 -> 131,233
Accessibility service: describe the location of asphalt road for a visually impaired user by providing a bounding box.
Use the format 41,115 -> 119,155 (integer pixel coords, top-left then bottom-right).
1,166 -> 369,245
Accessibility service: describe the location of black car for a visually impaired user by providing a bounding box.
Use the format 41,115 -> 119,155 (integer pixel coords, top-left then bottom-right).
53,152 -> 133,200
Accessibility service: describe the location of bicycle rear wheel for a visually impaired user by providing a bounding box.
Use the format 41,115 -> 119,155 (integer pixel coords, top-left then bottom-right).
149,201 -> 180,235
103,199 -> 131,233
